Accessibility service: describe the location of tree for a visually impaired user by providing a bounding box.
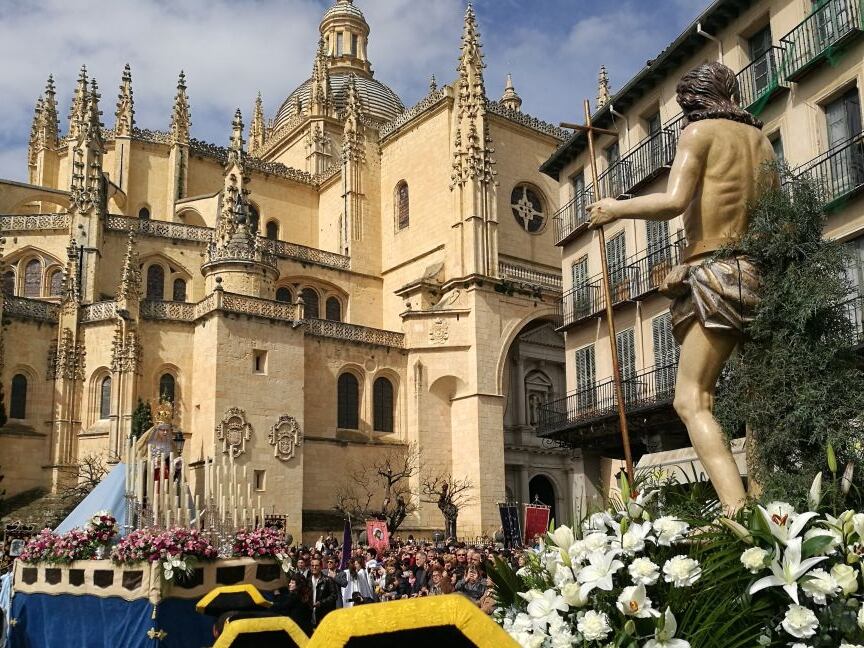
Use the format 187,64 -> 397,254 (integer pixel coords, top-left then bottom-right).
334,443 -> 420,534
716,166 -> 864,504
131,398 -> 152,440
59,453 -> 108,503
420,471 -> 474,540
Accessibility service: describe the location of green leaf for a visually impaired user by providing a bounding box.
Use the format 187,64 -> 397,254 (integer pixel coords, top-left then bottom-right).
801,534 -> 835,559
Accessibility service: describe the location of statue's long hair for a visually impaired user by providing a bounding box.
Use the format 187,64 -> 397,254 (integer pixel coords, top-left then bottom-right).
676,62 -> 763,129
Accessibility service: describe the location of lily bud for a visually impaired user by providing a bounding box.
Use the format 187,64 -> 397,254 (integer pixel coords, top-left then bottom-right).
808,472 -> 823,510
624,619 -> 636,635
827,443 -> 838,475
847,553 -> 860,565
719,517 -> 753,544
842,462 -> 855,495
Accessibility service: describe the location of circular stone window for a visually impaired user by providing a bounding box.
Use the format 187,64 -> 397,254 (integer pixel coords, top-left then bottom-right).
511,184 -> 547,234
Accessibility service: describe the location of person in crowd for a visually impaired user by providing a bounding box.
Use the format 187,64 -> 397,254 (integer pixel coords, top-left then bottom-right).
324,555 -> 348,606
453,548 -> 469,581
478,573 -> 497,614
410,550 -> 429,595
455,565 -> 487,602
428,568 -> 454,595
340,557 -> 375,607
309,557 -> 339,628
273,572 -> 314,636
365,547 -> 378,570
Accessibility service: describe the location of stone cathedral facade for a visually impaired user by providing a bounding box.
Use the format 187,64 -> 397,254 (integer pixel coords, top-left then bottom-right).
0,0 -> 580,539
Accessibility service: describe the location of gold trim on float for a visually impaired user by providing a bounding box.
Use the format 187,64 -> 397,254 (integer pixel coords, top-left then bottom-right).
195,584 -> 273,613
213,616 -> 310,648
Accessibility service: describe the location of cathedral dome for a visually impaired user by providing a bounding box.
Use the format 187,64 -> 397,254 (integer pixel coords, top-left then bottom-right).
322,0 -> 365,21
273,72 -> 404,130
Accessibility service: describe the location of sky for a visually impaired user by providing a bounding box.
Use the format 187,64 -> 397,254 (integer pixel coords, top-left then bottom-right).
0,0 -> 711,182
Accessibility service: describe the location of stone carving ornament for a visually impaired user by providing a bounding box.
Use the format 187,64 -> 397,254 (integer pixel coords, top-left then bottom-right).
268,415 -> 302,462
216,407 -> 252,457
429,318 -> 449,345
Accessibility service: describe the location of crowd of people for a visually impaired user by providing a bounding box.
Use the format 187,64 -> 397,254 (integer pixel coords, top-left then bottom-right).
257,531 -> 523,636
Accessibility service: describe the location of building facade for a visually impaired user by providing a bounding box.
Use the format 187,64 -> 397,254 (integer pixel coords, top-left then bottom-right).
540,0 -> 864,502
0,1 -> 579,539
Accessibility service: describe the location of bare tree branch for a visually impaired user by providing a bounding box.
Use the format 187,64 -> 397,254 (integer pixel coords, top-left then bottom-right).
333,443 -> 421,534
58,453 -> 108,502
420,470 -> 474,539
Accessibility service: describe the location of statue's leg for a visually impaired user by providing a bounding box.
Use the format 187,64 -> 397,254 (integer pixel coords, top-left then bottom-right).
673,321 -> 746,512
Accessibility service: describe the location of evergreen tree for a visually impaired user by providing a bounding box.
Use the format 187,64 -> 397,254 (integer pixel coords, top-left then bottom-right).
131,399 -> 153,440
716,166 -> 864,504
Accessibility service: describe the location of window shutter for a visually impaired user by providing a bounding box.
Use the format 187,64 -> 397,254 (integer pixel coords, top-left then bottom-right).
606,232 -> 627,286
647,219 -> 670,268
616,329 -> 636,380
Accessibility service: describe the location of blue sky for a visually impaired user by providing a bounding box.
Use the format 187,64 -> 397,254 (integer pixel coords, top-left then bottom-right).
0,0 -> 710,182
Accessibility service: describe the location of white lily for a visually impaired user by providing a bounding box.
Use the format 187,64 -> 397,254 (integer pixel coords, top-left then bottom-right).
616,584 -> 660,618
549,525 -> 575,551
758,505 -> 818,546
808,472 -> 823,510
749,537 -> 827,603
577,549 -> 624,598
526,588 -> 568,621
644,608 -> 690,648
627,489 -> 658,520
517,588 -> 544,604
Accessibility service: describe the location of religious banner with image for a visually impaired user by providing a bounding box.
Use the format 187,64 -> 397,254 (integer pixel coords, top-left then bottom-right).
523,504 -> 551,545
498,502 -> 522,548
365,519 -> 389,554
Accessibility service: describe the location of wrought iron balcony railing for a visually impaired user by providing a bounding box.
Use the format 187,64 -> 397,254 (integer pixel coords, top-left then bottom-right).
598,116 -> 685,200
557,234 -> 685,329
842,293 -> 864,344
795,130 -> 864,206
553,185 -> 594,245
537,362 -> 679,439
736,46 -> 788,111
780,0 -> 863,81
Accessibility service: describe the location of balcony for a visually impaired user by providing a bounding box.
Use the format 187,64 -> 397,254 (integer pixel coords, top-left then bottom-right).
780,0 -> 863,82
537,362 -> 680,447
557,234 -> 685,330
795,131 -> 864,207
498,259 -> 563,292
736,46 -> 788,112
553,185 -> 594,246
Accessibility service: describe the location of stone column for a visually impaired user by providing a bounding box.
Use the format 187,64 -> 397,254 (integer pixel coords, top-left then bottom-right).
519,464 -> 530,506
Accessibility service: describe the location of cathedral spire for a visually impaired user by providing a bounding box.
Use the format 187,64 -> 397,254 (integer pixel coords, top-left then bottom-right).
33,75 -> 60,151
429,74 -> 438,94
61,235 -> 81,304
342,74 -> 365,163
229,108 -> 245,161
309,38 -> 333,117
597,65 -> 611,109
456,2 -> 486,110
248,92 -> 265,156
68,65 -> 89,140
170,71 -> 191,146
115,64 -> 134,137
500,73 -> 522,112
69,80 -> 104,214
29,97 -> 44,170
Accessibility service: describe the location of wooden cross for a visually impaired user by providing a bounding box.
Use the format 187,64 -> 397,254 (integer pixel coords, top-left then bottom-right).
561,100 -> 635,484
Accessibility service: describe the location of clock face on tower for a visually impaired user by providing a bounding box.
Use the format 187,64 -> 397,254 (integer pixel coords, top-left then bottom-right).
511,184 -> 547,234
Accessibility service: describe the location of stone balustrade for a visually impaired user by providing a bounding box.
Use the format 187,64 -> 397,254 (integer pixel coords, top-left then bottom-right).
0,213 -> 71,232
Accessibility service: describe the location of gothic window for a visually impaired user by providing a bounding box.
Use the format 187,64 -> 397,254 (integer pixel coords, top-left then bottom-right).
276,287 -> 293,303
373,377 -> 394,433
395,182 -> 409,230
146,265 -> 164,300
49,270 -> 63,297
3,270 -> 15,295
99,376 -> 111,419
301,288 -> 319,319
265,221 -> 279,241
159,373 -> 176,403
510,184 -> 547,234
10,374 -> 27,419
337,373 -> 359,430
249,206 -> 260,235
23,259 -> 41,298
138,206 -> 150,220
172,278 -> 187,302
325,297 -> 342,322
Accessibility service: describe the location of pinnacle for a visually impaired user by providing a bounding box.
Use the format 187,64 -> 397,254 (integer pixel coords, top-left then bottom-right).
177,70 -> 187,89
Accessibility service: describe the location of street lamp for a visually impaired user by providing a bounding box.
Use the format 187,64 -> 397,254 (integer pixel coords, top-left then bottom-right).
173,429 -> 186,454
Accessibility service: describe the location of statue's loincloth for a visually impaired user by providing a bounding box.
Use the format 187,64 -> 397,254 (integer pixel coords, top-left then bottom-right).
660,255 -> 761,343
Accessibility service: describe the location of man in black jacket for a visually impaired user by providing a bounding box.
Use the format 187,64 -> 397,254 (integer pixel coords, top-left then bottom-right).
309,557 -> 339,627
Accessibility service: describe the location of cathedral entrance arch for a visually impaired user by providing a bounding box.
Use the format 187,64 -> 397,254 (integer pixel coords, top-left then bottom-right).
529,474 -> 557,523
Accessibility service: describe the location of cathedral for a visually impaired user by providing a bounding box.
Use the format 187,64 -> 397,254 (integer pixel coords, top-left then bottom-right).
0,0 -> 579,540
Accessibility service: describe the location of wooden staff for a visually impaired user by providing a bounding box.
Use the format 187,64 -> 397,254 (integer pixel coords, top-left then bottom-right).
561,99 -> 636,483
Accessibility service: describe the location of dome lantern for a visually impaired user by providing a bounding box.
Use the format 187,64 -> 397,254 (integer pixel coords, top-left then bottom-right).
320,0 -> 372,77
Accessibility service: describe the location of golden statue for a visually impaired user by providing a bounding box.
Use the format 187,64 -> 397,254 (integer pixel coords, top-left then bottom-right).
588,62 -> 777,511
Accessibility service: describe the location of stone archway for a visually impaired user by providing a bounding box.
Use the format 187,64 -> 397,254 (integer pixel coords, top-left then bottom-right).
529,474 -> 557,523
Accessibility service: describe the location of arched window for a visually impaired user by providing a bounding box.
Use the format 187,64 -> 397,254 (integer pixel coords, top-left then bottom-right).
265,221 -> 279,241
337,373 -> 359,430
172,278 -> 187,302
395,181 -> 409,230
249,206 -> 260,235
301,288 -> 320,319
325,297 -> 342,322
373,377 -> 394,433
49,271 -> 63,297
159,373 -> 176,403
275,287 -> 293,303
146,265 -> 164,300
10,374 -> 27,419
99,376 -> 111,419
138,207 -> 150,220
3,270 -> 15,295
23,259 -> 41,298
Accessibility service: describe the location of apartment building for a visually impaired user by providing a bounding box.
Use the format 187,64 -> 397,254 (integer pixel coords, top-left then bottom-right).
538,0 -> 864,501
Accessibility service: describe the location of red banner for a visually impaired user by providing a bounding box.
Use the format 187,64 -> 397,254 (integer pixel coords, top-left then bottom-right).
523,504 -> 551,545
366,519 -> 390,554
